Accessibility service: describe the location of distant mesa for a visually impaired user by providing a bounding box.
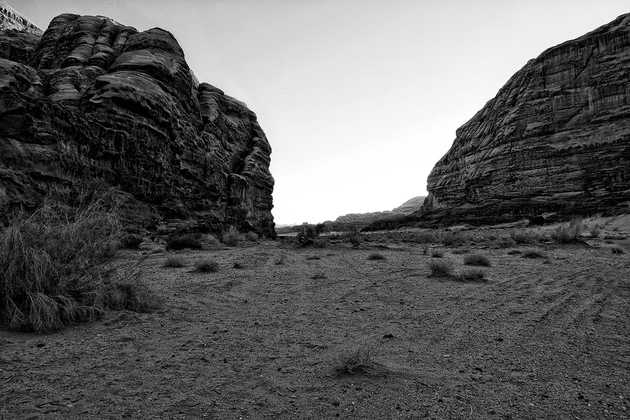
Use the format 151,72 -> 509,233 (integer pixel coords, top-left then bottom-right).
334,196 -> 425,225
0,14 -> 275,236
275,196 -> 425,235
418,13 -> 630,226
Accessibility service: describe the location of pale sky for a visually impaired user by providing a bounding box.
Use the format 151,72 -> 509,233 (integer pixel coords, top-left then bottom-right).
17,0 -> 630,224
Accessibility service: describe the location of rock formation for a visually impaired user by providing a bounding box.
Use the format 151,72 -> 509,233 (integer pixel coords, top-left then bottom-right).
334,196 -> 425,225
0,2 -> 43,36
392,196 -> 426,215
0,14 -> 275,236
421,13 -> 630,225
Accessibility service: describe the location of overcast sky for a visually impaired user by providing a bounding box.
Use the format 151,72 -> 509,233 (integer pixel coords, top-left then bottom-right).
17,0 -> 630,224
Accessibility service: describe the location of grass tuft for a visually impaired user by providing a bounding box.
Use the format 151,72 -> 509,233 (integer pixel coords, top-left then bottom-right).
344,227 -> 362,248
163,255 -> 186,268
463,254 -> 491,267
245,231 -> 259,242
120,233 -> 143,250
440,231 -> 466,247
312,238 -> 328,248
222,226 -> 243,247
166,234 -> 202,251
0,198 -> 157,332
336,345 -> 379,376
100,267 -> 161,313
510,230 -> 542,244
455,268 -> 487,282
367,253 -> 386,260
552,218 -> 584,244
204,234 -> 222,247
194,259 -> 219,273
427,260 -> 454,277
589,226 -> 601,238
522,248 -> 546,259
611,246 -> 625,255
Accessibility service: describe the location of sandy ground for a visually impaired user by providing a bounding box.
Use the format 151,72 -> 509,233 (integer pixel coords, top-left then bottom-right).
1,231 -> 629,418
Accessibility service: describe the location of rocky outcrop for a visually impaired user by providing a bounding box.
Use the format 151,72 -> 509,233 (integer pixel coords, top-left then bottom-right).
421,13 -> 630,225
0,14 -> 275,236
0,2 -> 43,36
325,196 -> 426,233
392,196 -> 426,215
335,196 -> 425,225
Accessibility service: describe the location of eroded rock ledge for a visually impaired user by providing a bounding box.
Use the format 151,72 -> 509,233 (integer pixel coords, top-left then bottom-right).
0,14 -> 275,236
420,13 -> 630,225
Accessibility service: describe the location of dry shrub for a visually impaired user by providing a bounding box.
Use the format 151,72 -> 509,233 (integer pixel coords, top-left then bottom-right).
552,218 -> 584,244
194,259 -> 219,273
295,224 -> 325,247
222,226 -> 243,246
522,248 -> 546,259
312,238 -> 328,248
245,231 -> 259,242
100,267 -> 161,313
510,230 -> 541,244
427,260 -> 454,277
464,254 -> 491,267
455,268 -> 487,282
495,236 -> 517,248
431,250 -> 444,258
336,345 -> 379,376
440,231 -> 465,247
204,234 -> 222,247
120,233 -> 143,250
166,234 -> 202,251
233,262 -> 245,269
611,246 -> 625,255
590,226 -> 601,238
343,226 -> 362,248
408,231 -> 438,244
0,199 -> 123,332
163,255 -> 186,268
367,253 -> 386,260
275,253 -> 287,265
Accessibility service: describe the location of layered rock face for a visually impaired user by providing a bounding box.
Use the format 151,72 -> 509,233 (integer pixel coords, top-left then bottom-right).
0,14 -> 275,235
422,13 -> 630,225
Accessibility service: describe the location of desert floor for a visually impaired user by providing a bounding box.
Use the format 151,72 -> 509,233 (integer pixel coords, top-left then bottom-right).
1,226 -> 630,419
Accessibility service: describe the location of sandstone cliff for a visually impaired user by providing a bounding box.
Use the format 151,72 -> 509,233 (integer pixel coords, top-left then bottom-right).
0,14 -> 275,236
421,13 -> 630,225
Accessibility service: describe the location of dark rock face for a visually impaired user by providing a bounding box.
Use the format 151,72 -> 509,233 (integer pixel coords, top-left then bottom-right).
0,14 -> 275,236
421,13 -> 630,225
